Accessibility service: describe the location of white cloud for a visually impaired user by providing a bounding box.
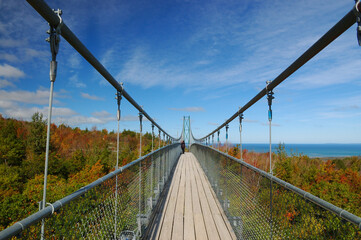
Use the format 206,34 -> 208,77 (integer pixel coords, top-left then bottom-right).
0,79 -> 15,88
69,74 -> 86,88
55,115 -> 107,126
0,53 -> 19,62
120,115 -> 148,122
169,107 -> 205,112
287,60 -> 361,90
0,95 -> 113,127
0,99 -> 76,120
101,48 -> 115,68
115,0 -> 356,93
68,53 -> 82,69
81,92 -> 104,101
24,48 -> 48,59
92,110 -> 113,118
0,88 -> 67,105
244,119 -> 259,123
0,38 -> 26,48
0,22 -> 6,35
317,111 -> 361,120
0,64 -> 25,78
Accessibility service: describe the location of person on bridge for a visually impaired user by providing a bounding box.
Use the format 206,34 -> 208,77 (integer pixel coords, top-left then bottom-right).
181,140 -> 185,154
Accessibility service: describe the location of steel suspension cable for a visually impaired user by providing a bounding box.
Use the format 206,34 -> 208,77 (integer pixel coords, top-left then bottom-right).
26,0 -> 177,141
198,3 -> 361,141
114,82 -> 123,239
41,9 -> 62,240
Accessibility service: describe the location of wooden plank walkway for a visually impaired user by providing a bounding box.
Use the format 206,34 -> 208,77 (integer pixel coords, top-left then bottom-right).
154,153 -> 237,240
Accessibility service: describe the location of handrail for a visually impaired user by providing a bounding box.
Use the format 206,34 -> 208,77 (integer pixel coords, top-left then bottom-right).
26,0 -> 177,141
198,3 -> 361,140
0,143 -> 181,239
191,143 -> 361,229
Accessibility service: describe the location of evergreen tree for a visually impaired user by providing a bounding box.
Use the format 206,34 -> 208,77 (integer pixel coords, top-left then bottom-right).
28,112 -> 46,155
0,119 -> 25,166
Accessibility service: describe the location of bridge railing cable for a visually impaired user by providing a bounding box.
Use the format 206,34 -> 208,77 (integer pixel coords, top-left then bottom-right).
0,144 -> 182,240
26,0 -> 178,142
191,143 -> 361,239
197,2 -> 361,141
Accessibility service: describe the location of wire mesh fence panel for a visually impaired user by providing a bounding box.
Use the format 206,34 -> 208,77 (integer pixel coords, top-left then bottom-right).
2,144 -> 181,240
191,143 -> 361,240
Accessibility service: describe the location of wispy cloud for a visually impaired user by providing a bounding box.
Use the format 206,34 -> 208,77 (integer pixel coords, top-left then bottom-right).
0,38 -> 26,48
81,92 -> 104,101
0,79 -> 15,88
0,53 -> 19,62
286,60 -> 361,90
0,100 -> 76,120
169,107 -> 205,112
115,0 -> 354,94
69,74 -> 86,88
120,115 -> 149,122
0,88 -> 67,105
0,64 -> 25,78
68,53 -> 82,69
24,48 -> 48,60
244,119 -> 259,123
92,110 -> 112,118
0,96 -> 113,127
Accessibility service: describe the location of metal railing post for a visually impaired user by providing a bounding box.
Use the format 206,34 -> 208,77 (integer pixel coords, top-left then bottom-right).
163,132 -> 166,179
212,134 -> 214,148
217,130 -> 220,150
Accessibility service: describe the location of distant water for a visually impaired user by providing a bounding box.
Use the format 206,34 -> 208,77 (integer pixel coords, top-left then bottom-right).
231,143 -> 361,158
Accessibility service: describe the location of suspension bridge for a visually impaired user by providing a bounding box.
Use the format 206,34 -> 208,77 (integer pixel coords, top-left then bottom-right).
1,0 -> 361,239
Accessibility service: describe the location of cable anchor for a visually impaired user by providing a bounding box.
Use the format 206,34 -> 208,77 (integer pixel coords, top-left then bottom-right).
266,81 -> 274,122
139,111 -> 143,133
46,9 -> 63,83
239,112 -> 244,132
115,82 -> 123,121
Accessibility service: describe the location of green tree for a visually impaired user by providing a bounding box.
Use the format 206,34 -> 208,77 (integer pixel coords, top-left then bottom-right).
28,112 -> 46,155
68,150 -> 86,174
0,119 -> 25,166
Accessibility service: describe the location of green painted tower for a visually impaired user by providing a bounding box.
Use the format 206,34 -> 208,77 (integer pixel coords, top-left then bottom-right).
183,116 -> 190,147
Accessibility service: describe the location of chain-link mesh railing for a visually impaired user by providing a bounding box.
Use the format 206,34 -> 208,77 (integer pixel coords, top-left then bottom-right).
0,144 -> 181,240
191,143 -> 361,240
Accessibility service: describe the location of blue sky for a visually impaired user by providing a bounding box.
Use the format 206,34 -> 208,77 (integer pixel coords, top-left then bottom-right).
0,0 -> 360,144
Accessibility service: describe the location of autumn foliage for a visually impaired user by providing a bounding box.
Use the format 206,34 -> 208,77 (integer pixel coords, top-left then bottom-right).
224,143 -> 361,217
0,113 -> 158,230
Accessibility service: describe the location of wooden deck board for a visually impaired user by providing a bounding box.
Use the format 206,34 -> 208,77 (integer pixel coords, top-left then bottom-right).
184,155 -> 196,240
157,158 -> 184,240
155,152 -> 236,240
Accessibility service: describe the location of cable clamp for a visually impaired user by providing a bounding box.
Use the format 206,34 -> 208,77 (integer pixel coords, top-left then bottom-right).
16,222 -> 25,231
54,9 -> 63,34
46,9 -> 62,58
339,209 -> 345,218
46,202 -> 55,215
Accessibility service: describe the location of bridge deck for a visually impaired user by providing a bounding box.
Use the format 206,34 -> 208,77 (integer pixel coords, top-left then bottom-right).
154,152 -> 236,240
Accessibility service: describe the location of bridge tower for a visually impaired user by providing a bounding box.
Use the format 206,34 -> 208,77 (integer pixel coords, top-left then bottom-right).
183,116 -> 190,147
